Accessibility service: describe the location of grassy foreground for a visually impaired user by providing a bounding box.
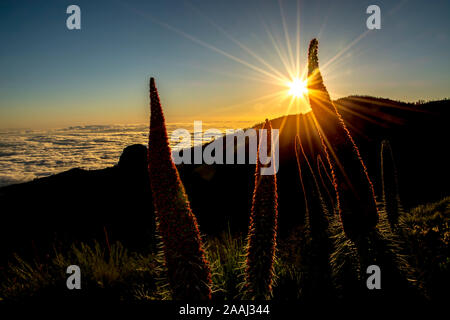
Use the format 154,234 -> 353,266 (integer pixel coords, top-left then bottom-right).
1,196 -> 448,302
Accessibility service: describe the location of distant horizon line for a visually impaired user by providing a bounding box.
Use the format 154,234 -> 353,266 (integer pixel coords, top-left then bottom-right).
0,120 -> 260,132
1,95 -> 448,131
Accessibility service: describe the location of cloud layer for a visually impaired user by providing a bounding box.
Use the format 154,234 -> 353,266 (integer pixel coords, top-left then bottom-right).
0,122 -> 253,187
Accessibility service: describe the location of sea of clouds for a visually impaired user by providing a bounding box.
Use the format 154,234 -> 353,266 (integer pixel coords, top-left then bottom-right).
0,122 -> 253,187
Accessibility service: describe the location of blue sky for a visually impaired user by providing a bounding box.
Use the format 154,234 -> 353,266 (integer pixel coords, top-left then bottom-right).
0,0 -> 449,128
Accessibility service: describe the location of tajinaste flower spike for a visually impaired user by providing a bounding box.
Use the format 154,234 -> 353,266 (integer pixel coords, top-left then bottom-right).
380,140 -> 401,227
295,135 -> 329,237
245,119 -> 278,300
317,154 -> 336,214
307,38 -> 378,240
148,77 -> 212,300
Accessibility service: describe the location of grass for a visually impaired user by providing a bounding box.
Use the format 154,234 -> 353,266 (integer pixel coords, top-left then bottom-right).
0,196 -> 448,302
400,196 -> 450,301
0,241 -> 162,302
206,229 -> 245,300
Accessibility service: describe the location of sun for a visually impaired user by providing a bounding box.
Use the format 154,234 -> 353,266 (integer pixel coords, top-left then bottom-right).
287,78 -> 308,97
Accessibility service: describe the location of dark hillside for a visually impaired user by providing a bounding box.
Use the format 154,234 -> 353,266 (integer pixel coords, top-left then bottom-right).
0,97 -> 448,264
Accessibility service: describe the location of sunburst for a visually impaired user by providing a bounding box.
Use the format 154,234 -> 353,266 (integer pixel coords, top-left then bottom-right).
287,78 -> 308,97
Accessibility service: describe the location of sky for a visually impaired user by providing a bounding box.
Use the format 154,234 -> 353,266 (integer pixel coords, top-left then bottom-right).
0,0 -> 449,129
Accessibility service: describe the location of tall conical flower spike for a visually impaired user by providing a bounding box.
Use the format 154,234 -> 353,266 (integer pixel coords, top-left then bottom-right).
245,119 -> 278,300
381,140 -> 401,227
295,135 -> 330,237
148,77 -> 212,300
307,39 -> 378,240
317,154 -> 336,214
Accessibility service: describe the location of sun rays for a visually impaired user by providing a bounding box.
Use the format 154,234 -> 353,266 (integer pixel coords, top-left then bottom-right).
287,78 -> 308,97
122,0 -> 398,127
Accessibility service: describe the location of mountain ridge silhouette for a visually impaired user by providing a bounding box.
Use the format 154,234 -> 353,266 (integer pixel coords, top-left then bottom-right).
0,95 -> 449,264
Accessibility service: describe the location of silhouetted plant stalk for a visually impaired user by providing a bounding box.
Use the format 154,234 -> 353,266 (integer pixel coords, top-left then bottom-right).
317,154 -> 336,214
295,135 -> 330,237
295,135 -> 334,297
380,140 -> 401,227
147,77 -> 212,300
380,141 -> 426,297
307,38 -> 378,240
245,119 -> 278,300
